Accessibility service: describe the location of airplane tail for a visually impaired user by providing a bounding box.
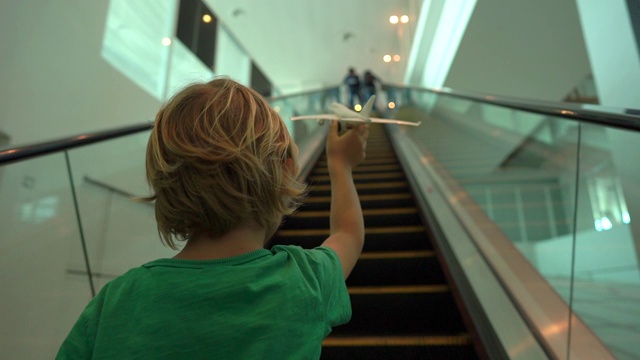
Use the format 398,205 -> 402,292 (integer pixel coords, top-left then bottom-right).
360,95 -> 376,117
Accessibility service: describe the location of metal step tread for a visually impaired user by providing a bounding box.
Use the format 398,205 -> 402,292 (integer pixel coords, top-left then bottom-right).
323,334 -> 472,347
348,284 -> 449,295
277,225 -> 425,237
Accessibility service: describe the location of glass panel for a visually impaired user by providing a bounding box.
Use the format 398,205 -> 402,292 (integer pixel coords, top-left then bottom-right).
573,123 -> 640,359
0,153 -> 92,358
389,86 -> 582,355
66,131 -> 177,293
388,85 -> 640,357
269,87 -> 340,146
165,38 -> 214,99
101,0 -> 177,100
0,86 -> 391,358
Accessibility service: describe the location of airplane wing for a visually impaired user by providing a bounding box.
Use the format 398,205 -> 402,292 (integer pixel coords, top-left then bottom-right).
291,114 -> 419,126
369,117 -> 422,126
290,115 -> 371,126
290,114 -> 339,121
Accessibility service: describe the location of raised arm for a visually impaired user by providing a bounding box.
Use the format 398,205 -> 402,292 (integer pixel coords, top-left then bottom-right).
321,121 -> 368,279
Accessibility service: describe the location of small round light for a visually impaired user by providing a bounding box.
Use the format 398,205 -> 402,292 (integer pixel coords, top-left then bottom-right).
202,14 -> 212,23
161,37 -> 172,46
354,104 -> 363,112
383,55 -> 391,62
400,15 -> 409,23
388,102 -> 396,109
389,15 -> 399,24
393,55 -> 401,62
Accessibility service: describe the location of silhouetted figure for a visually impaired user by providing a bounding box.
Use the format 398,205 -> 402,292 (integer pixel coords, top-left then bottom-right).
343,67 -> 363,109
363,70 -> 380,102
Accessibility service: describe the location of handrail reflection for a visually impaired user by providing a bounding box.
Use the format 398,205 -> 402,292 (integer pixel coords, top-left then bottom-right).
385,83 -> 640,132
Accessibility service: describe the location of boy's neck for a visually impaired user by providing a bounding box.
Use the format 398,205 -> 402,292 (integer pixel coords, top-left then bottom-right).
173,225 -> 266,260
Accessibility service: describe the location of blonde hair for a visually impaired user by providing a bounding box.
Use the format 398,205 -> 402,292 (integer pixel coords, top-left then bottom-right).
144,78 -> 306,249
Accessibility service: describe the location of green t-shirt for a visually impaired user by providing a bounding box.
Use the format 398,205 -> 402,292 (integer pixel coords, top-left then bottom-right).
57,245 -> 351,359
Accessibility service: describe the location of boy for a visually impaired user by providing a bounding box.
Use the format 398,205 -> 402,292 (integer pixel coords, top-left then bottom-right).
57,78 -> 368,359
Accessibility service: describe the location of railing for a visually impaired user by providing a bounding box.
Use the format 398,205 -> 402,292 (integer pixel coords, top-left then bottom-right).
383,84 -> 640,359
0,86 -> 336,359
3,82 -> 638,359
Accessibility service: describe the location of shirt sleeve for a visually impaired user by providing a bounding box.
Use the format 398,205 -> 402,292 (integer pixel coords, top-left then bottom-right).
307,246 -> 352,328
56,315 -> 92,359
270,245 -> 352,329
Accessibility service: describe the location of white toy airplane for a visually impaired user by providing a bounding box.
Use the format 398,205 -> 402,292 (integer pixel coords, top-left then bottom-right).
290,95 -> 421,127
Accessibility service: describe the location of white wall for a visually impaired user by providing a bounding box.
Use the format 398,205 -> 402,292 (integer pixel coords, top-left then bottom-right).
443,0 -> 592,102
404,0 -> 477,89
0,0 -> 163,148
576,0 -> 640,109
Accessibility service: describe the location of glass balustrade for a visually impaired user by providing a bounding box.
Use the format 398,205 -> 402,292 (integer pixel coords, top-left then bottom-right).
0,152 -> 93,358
386,85 -> 639,359
0,87 -> 338,358
1,84 -> 637,358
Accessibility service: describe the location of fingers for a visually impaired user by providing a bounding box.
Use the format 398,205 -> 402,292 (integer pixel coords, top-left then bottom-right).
328,120 -> 340,140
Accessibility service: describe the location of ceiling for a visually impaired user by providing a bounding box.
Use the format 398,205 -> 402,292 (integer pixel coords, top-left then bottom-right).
205,0 -> 422,94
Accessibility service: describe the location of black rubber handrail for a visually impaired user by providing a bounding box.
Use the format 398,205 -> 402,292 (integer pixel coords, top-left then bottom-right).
0,123 -> 153,166
2,84 -> 638,166
385,83 -> 640,132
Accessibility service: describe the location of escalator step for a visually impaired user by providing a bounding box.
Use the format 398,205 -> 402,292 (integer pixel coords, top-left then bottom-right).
270,124 -> 480,359
307,171 -> 407,183
271,226 -> 431,252
331,287 -> 467,335
308,181 -> 411,196
321,335 -> 477,360
284,207 -> 422,228
299,193 -> 416,211
346,251 -> 446,286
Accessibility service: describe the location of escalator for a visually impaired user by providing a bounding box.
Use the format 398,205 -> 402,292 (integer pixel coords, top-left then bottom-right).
269,124 -> 482,359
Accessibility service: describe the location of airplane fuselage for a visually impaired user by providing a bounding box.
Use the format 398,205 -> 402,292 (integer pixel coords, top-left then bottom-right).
329,103 -> 365,119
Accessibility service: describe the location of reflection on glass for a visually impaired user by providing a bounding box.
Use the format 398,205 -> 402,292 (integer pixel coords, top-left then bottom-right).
573,123 -> 640,359
0,153 -> 93,359
0,86 -> 339,358
385,85 -> 639,358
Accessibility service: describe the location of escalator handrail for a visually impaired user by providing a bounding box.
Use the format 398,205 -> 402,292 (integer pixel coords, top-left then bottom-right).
6,81 -> 634,166
385,83 -> 640,132
0,122 -> 154,166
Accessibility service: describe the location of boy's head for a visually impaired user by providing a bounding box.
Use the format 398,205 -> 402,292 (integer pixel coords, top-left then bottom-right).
145,78 -> 306,249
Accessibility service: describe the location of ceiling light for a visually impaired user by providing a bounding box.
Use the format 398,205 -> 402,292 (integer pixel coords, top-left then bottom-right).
161,37 -> 172,46
388,102 -> 396,109
354,104 -> 362,112
202,14 -> 212,23
393,55 -> 401,62
389,15 -> 399,24
383,55 -> 391,62
400,15 -> 409,23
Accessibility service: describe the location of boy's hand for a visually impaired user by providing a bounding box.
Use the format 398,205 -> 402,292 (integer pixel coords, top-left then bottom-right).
326,121 -> 368,170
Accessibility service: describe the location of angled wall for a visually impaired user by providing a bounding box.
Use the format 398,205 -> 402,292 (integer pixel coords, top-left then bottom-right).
0,1 -> 162,148
443,0 -> 592,102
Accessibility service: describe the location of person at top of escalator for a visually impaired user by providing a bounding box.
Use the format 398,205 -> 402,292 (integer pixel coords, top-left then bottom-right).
363,70 -> 380,102
56,77 -> 369,359
343,67 -> 364,109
